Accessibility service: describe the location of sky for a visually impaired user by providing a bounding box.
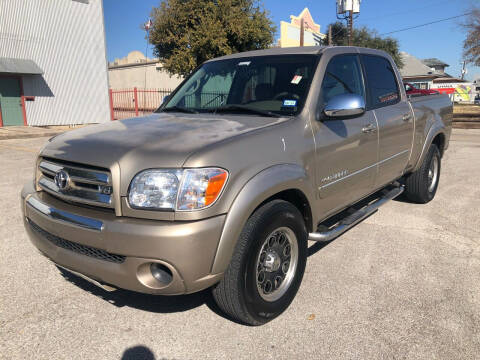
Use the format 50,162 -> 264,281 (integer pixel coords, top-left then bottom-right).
103,0 -> 479,80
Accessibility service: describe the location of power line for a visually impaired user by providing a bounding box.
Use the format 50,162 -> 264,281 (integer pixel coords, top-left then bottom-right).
360,0 -> 451,22
380,13 -> 469,36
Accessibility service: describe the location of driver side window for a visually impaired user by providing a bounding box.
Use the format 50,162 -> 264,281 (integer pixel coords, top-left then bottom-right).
241,66 -> 277,103
320,55 -> 365,105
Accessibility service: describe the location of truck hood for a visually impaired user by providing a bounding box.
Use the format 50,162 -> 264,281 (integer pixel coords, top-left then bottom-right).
41,112 -> 287,170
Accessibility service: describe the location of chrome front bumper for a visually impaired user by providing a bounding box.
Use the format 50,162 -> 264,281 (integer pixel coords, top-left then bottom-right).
21,183 -> 225,295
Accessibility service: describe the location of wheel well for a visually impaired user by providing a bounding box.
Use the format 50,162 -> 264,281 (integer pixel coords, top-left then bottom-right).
258,189 -> 313,232
432,133 -> 446,157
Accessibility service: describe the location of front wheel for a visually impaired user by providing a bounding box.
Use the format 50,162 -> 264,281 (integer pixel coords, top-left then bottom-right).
212,200 -> 308,325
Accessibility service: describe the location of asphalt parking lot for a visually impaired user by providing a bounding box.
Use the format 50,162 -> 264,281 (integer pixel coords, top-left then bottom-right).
1,129 -> 479,360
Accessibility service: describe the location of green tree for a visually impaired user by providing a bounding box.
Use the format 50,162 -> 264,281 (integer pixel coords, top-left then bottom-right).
149,0 -> 276,76
463,7 -> 480,66
326,22 -> 404,68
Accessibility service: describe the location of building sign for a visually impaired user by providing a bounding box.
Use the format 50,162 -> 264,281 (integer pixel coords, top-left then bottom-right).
279,8 -> 325,48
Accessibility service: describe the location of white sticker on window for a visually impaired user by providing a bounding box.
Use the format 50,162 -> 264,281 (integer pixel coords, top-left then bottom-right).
283,100 -> 297,107
238,61 -> 251,66
291,75 -> 303,84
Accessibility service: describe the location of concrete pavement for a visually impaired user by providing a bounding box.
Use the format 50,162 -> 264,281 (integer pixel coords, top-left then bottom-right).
1,130 -> 479,359
0,125 -> 84,140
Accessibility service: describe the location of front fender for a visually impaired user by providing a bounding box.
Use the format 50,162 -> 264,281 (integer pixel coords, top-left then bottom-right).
210,164 -> 315,274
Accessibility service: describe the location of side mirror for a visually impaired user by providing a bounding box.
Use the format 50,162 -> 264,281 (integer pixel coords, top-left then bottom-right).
323,93 -> 366,118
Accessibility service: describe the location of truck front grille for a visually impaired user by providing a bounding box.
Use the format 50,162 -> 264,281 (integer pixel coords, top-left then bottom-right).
28,219 -> 126,264
37,157 -> 114,209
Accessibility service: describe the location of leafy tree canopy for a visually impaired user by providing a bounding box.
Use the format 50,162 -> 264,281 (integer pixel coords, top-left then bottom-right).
326,22 -> 404,68
463,7 -> 480,66
149,0 -> 276,76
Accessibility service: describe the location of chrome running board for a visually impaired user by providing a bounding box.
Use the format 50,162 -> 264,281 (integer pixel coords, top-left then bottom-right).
308,185 -> 404,243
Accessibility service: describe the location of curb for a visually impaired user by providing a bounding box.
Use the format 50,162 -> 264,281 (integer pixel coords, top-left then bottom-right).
0,130 -> 64,141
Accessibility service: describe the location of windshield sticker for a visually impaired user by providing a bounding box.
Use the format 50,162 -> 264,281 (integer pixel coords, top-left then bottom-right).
238,61 -> 251,66
291,75 -> 303,84
283,100 -> 297,107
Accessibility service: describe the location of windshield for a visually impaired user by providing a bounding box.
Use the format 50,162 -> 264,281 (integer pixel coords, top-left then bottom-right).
160,55 -> 319,116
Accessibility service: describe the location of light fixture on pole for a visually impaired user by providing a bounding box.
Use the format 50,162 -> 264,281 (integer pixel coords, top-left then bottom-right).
336,0 -> 361,46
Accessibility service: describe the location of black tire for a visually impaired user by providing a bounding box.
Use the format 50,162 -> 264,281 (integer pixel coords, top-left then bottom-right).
212,199 -> 308,326
403,144 -> 441,203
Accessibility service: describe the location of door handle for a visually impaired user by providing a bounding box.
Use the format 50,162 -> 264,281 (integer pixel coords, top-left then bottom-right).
402,113 -> 412,122
362,123 -> 377,133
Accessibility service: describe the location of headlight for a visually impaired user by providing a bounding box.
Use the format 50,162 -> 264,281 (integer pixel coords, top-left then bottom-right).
128,168 -> 228,211
176,168 -> 228,210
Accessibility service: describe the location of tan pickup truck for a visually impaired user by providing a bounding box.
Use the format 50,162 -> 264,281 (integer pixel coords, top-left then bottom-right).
21,46 -> 452,325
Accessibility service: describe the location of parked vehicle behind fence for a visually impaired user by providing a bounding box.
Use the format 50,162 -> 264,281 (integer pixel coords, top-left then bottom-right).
404,82 -> 440,96
22,46 -> 452,325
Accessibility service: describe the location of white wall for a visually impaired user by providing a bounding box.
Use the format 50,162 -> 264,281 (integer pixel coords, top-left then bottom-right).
0,0 -> 110,125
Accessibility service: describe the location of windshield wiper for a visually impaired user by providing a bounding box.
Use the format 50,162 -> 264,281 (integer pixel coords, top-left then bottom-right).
162,106 -> 198,114
211,104 -> 281,117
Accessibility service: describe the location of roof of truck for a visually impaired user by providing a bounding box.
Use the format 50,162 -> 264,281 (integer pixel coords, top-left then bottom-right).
207,46 -> 390,62
207,46 -> 325,61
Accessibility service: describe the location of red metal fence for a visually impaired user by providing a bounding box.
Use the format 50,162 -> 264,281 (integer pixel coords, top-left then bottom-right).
109,88 -> 173,120
109,88 -> 229,120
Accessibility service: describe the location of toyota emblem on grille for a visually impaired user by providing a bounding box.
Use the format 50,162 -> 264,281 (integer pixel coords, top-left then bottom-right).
54,170 -> 70,190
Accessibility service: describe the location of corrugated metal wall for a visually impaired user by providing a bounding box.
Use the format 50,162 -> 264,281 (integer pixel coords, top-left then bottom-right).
0,0 -> 110,125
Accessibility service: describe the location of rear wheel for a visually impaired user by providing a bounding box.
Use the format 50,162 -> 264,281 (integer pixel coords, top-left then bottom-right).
212,200 -> 308,325
403,144 -> 441,203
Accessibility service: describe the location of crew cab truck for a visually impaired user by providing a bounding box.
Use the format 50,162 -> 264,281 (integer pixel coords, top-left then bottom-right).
21,46 -> 452,326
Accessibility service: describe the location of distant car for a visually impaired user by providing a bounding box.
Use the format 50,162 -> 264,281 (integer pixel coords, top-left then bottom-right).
404,82 -> 439,96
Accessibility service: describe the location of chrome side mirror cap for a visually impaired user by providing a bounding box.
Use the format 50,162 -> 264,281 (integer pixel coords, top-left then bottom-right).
323,93 -> 366,118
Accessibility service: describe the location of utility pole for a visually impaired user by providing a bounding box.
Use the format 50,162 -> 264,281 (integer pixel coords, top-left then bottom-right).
461,60 -> 467,80
300,18 -> 305,46
337,0 -> 360,46
347,9 -> 353,46
328,24 -> 332,45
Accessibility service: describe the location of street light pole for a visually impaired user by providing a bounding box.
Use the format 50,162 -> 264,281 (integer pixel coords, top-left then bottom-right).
143,19 -> 153,115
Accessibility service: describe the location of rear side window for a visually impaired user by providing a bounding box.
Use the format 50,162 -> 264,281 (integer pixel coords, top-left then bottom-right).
320,54 -> 365,105
361,55 -> 400,109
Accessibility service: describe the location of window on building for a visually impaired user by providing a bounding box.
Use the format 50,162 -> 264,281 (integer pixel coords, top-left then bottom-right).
410,82 -> 429,90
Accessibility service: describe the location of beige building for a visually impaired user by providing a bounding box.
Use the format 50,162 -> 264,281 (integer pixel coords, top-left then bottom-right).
108,51 -> 183,90
278,8 -> 325,48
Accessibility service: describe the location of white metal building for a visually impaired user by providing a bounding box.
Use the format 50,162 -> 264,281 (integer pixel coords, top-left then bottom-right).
0,0 -> 110,127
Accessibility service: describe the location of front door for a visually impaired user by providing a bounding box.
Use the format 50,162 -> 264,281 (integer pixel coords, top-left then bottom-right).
313,54 -> 378,219
0,77 -> 24,126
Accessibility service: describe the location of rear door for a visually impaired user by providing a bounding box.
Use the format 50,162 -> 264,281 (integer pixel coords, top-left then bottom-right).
360,54 -> 413,188
312,53 -> 378,217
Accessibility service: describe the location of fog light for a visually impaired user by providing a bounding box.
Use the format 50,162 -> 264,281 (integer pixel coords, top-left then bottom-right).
150,263 -> 173,285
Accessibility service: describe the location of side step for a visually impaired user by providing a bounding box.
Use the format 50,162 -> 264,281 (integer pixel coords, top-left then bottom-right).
308,185 -> 404,242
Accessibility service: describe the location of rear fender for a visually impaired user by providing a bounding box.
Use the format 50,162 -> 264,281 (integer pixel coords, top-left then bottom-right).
412,124 -> 445,172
